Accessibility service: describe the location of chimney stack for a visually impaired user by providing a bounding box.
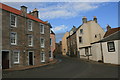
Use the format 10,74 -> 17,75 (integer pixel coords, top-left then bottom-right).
93,16 -> 97,23
21,6 -> 27,16
32,8 -> 39,18
106,24 -> 111,31
82,16 -> 87,23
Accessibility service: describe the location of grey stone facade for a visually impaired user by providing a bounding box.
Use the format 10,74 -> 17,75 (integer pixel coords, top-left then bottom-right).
1,3 -> 51,69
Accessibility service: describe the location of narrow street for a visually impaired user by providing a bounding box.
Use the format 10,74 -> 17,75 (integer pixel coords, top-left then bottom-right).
2,55 -> 119,78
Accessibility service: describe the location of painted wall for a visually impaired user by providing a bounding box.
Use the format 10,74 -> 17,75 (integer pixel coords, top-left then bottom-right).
50,33 -> 56,59
102,40 -> 119,64
62,32 -> 69,55
76,20 -> 105,59
79,48 -> 91,59
89,43 -> 102,61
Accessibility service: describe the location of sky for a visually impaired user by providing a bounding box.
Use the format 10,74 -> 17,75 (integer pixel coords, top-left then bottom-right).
2,2 -> 118,43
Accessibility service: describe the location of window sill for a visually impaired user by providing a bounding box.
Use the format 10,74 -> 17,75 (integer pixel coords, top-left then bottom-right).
14,63 -> 19,64
11,25 -> 17,28
11,44 -> 17,46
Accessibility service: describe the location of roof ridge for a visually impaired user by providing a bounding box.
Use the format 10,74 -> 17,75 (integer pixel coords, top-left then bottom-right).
0,3 -> 47,24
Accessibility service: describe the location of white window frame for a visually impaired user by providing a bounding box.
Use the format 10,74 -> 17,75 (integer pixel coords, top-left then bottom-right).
28,35 -> 33,47
10,13 -> 17,27
107,42 -> 115,52
13,51 -> 20,64
40,23 -> 44,34
10,32 -> 17,45
40,38 -> 45,48
41,52 -> 45,62
28,19 -> 33,31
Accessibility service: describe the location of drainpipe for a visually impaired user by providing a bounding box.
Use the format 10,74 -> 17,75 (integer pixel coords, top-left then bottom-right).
100,42 -> 104,63
99,34 -> 104,62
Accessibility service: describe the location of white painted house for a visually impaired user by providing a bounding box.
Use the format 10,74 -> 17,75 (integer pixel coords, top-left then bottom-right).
76,16 -> 105,59
90,27 -> 120,65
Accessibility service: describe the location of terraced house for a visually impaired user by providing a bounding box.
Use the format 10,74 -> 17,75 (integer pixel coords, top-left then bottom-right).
0,3 -> 52,69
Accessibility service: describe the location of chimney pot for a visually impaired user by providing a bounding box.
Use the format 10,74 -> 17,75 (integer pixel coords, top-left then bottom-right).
21,5 -> 27,16
93,16 -> 97,23
106,24 -> 111,31
32,8 -> 39,18
82,16 -> 87,23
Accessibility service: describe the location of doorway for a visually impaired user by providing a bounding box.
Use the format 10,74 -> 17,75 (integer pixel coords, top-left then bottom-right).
28,51 -> 34,65
2,51 -> 9,69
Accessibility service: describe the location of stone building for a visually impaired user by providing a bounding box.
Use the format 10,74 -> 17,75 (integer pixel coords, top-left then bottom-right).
50,30 -> 56,61
67,26 -> 78,57
54,41 -> 62,56
62,32 -> 69,56
0,3 -> 51,69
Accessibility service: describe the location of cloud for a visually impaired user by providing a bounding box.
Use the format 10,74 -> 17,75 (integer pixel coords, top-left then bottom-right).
55,32 -> 66,42
1,0 -> 119,2
39,2 -> 100,20
52,25 -> 68,32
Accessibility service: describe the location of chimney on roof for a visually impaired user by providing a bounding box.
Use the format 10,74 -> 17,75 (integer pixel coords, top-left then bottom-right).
82,16 -> 87,23
106,24 -> 111,31
31,8 -> 39,18
93,16 -> 97,23
21,5 -> 27,17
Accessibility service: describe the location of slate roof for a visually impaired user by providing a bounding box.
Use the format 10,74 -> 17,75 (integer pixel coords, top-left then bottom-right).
51,30 -> 55,35
104,27 -> 120,38
100,30 -> 120,42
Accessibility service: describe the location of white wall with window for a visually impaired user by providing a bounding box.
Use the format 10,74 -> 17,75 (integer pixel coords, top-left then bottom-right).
28,35 -> 33,46
28,20 -> 33,31
13,51 -> 20,64
40,23 -> 44,34
40,38 -> 45,48
10,32 -> 17,45
102,40 -> 119,64
10,13 -> 17,27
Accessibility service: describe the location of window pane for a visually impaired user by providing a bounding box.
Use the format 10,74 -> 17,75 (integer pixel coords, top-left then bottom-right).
41,38 -> 45,47
28,35 -> 33,46
80,29 -> 83,34
11,32 -> 17,45
40,23 -> 44,34
14,51 -> 19,63
11,14 -> 16,27
79,37 -> 82,43
28,20 -> 32,31
107,42 -> 115,52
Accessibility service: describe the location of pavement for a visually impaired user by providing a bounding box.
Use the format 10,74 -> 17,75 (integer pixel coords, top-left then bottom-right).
2,54 -> 120,78
3,59 -> 58,71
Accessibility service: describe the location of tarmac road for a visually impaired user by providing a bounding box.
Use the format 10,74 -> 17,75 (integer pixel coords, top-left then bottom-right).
2,54 -> 119,78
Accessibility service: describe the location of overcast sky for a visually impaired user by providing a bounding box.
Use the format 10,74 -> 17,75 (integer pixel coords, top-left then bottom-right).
3,2 -> 118,42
